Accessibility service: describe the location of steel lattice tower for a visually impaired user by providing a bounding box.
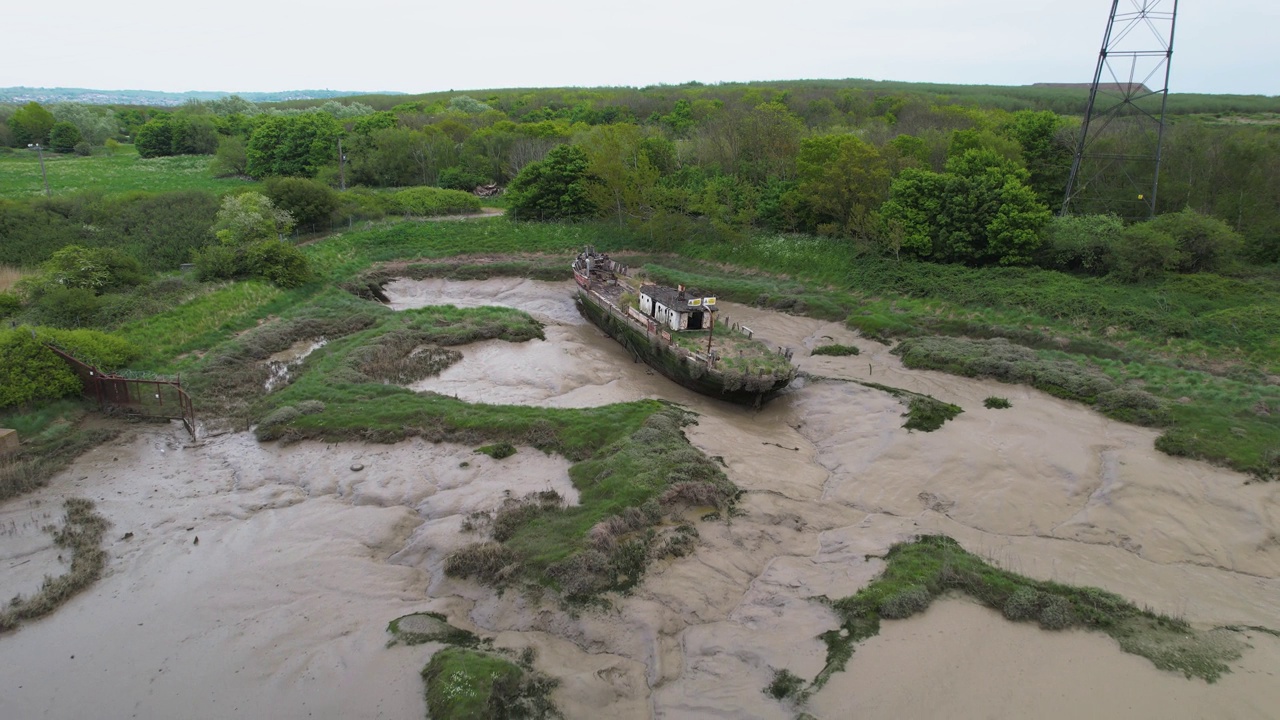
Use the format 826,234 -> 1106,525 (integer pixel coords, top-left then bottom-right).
1062,0 -> 1179,218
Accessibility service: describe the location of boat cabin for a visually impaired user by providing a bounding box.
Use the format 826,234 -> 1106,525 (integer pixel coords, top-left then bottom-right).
639,284 -> 715,332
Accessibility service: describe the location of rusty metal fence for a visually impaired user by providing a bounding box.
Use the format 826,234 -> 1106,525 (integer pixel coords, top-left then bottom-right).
47,345 -> 196,440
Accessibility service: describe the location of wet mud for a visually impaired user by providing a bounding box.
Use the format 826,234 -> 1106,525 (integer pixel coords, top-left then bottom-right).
2,278 -> 1278,719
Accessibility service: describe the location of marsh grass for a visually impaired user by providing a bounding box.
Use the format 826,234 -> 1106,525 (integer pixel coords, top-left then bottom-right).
984,396 -> 1012,409
442,407 -> 736,602
792,535 -> 1247,698
0,265 -> 27,292
421,647 -> 559,720
0,498 -> 109,633
840,378 -> 963,432
810,344 -> 860,357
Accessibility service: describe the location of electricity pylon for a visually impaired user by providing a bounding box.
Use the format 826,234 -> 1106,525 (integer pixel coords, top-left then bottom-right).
1062,0 -> 1178,219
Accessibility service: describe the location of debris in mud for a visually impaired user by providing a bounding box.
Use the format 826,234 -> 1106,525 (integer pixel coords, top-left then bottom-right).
350,463 -> 364,472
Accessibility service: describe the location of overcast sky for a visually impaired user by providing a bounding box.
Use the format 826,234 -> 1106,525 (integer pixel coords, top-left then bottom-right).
7,0 -> 1277,96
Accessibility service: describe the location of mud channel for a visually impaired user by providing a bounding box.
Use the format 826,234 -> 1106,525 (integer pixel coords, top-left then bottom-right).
2,277 -> 1279,719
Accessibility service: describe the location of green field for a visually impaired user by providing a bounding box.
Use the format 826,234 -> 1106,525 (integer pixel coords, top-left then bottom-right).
0,146 -> 255,199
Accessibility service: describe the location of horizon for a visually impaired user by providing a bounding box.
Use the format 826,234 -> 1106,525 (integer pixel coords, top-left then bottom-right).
3,1 -> 1277,97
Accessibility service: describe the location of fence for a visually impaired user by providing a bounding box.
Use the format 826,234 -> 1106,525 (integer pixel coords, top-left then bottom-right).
46,345 -> 196,440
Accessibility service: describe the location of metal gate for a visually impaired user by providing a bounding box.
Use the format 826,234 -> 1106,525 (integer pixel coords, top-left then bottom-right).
47,345 -> 197,440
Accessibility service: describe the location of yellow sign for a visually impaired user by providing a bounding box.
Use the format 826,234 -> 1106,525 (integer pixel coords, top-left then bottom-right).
704,297 -> 716,306
688,298 -> 702,307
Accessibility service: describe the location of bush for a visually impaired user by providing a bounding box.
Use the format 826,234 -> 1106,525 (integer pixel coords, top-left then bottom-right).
30,287 -> 105,327
73,141 -> 93,157
984,396 -> 1012,409
0,329 -> 82,408
35,327 -> 139,369
1148,207 -> 1243,273
1111,223 -> 1182,282
1003,586 -> 1041,620
878,584 -> 932,619
1038,595 -> 1076,630
243,240 -> 312,288
439,165 -> 490,191
0,292 -> 19,319
1036,214 -> 1122,275
387,186 -> 481,216
264,176 -> 338,231
1094,387 -> 1171,427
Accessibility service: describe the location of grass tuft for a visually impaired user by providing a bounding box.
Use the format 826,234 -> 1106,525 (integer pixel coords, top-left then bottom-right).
984,396 -> 1013,409
810,343 -> 860,357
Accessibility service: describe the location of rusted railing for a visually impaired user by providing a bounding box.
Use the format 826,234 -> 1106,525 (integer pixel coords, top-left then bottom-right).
46,345 -> 196,440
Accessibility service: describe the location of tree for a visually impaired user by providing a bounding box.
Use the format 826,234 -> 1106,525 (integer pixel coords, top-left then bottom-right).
48,121 -> 83,153
879,149 -> 1049,266
51,103 -> 119,145
507,144 -> 593,221
134,116 -> 174,158
211,135 -> 249,177
8,102 -> 55,147
794,134 -> 890,236
246,113 -> 342,178
195,193 -> 310,287
581,124 -> 660,226
171,115 -> 219,155
1004,110 -> 1073,207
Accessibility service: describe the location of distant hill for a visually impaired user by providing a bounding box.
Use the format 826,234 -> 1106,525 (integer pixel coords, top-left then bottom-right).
0,87 -> 405,107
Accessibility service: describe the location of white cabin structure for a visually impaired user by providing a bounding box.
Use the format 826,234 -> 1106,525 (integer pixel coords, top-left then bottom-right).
639,284 -> 713,332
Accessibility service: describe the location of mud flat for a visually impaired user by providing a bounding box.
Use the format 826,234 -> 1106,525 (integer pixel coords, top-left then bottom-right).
2,277 -> 1277,719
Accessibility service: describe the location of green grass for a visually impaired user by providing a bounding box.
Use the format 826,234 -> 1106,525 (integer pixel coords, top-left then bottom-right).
786,535 -> 1248,697
420,647 -> 558,720
810,343 -> 860,357
0,146 -> 256,199
984,396 -> 1012,409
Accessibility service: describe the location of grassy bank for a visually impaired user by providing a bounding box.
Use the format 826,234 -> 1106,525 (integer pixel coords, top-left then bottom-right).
767,535 -> 1249,707
0,401 -> 118,501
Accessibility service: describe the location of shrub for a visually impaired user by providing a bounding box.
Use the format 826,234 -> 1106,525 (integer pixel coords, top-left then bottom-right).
444,542 -> 518,585
387,186 -> 481,216
30,287 -> 105,327
1094,387 -> 1172,427
0,292 -> 20,319
264,176 -> 338,231
243,240 -> 312,288
878,585 -> 933,619
0,329 -> 82,408
1038,595 -> 1076,630
73,141 -> 93,157
984,396 -> 1012,409
1036,213 -> 1122,275
36,327 -> 139,369
1111,223 -> 1182,282
1003,586 -> 1041,620
1148,207 -> 1243,273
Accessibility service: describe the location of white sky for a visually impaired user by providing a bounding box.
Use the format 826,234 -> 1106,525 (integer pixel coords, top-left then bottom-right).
6,0 -> 1277,96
